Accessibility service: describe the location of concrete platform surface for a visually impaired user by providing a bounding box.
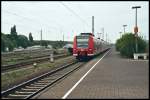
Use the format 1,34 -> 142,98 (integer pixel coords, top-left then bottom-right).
34,47 -> 149,99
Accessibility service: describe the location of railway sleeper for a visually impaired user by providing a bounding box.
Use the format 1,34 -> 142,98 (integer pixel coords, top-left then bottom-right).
41,77 -> 57,81
21,88 -> 40,91
54,71 -> 69,75
25,86 -> 42,89
51,73 -> 65,77
38,80 -> 52,83
33,82 -> 48,85
8,94 -> 29,98
59,69 -> 73,74
30,84 -> 47,87
15,91 -> 35,94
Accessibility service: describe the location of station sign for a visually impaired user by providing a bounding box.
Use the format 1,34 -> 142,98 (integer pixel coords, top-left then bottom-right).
134,26 -> 138,33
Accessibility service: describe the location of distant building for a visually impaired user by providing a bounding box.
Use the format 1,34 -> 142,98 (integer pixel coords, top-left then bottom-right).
47,45 -> 52,49
6,47 -> 9,52
27,45 -> 42,50
63,44 -> 73,49
13,47 -> 24,51
63,44 -> 73,54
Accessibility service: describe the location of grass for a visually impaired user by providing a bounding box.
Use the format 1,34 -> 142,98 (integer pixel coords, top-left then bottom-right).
2,51 -> 70,65
1,56 -> 74,90
2,67 -> 35,89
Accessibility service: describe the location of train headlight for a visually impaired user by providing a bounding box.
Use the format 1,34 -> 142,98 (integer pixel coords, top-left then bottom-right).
81,49 -> 84,51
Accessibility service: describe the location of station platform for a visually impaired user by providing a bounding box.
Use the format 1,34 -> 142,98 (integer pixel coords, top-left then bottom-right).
34,47 -> 149,99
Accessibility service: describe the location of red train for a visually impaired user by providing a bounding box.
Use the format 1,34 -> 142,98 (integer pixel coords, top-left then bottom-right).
73,33 -> 110,60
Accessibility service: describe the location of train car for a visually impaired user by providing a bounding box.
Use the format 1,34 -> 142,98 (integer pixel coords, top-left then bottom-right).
73,33 -> 110,60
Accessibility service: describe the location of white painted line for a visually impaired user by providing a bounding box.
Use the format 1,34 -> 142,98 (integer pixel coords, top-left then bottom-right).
62,49 -> 111,99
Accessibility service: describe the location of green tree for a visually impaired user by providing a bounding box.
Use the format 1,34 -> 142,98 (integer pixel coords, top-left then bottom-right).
7,40 -> 15,51
17,35 -> 29,49
116,33 -> 146,58
6,33 -> 18,48
1,33 -> 15,52
10,25 -> 19,48
10,25 -> 17,38
145,41 -> 149,53
41,41 -> 48,48
29,32 -> 34,46
29,32 -> 33,42
1,33 -> 6,51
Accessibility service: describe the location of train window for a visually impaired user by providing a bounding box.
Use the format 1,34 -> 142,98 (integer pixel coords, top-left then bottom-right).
76,36 -> 89,48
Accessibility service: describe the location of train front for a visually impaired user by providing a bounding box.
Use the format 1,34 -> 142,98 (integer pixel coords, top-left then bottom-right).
73,33 -> 94,60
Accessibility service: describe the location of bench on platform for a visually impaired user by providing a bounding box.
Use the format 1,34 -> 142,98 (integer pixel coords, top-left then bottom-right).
133,53 -> 148,60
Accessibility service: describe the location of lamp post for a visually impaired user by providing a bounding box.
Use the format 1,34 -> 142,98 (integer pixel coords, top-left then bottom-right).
123,25 -> 127,34
132,6 -> 141,53
92,16 -> 94,35
119,32 -> 122,38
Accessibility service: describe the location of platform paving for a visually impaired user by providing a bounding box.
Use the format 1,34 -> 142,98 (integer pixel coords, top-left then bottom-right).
35,47 -> 149,99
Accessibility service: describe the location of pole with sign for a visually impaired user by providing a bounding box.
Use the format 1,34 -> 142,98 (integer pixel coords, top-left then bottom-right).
132,6 -> 141,53
134,26 -> 138,53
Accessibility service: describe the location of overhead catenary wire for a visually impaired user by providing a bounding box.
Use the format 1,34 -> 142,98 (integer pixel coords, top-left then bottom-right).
2,10 -> 39,31
3,21 -> 38,32
3,21 -> 43,40
2,9 -> 65,40
2,3 -> 90,41
14,3 -> 65,32
60,2 -> 90,28
3,9 -> 60,32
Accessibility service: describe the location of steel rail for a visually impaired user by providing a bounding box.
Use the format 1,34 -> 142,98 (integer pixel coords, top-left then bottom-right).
1,54 -> 70,72
1,61 -> 85,99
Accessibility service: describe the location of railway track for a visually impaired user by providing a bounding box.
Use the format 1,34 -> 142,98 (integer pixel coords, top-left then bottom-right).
1,54 -> 71,72
2,48 -> 66,58
2,52 -> 53,62
1,61 -> 85,99
2,49 -> 66,64
2,49 -> 52,56
2,50 -> 60,65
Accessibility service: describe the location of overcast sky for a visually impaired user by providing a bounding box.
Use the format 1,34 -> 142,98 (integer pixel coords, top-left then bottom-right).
1,1 -> 149,43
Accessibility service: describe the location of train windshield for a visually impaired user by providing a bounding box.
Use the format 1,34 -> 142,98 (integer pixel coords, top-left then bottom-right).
76,36 -> 89,48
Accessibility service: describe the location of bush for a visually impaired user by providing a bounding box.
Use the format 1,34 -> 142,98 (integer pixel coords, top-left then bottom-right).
41,41 -> 48,48
1,33 -> 16,52
17,35 -> 29,49
116,33 -> 147,58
